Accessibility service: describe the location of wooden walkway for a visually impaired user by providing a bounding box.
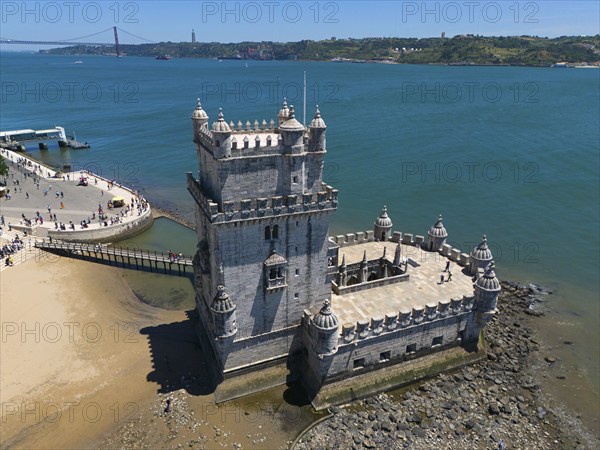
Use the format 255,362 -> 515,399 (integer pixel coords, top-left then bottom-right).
35,240 -> 193,276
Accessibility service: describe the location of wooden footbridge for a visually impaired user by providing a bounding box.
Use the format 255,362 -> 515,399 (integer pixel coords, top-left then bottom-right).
35,240 -> 193,277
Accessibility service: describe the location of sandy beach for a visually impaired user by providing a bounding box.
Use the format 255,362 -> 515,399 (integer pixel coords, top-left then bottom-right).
0,252 -> 316,449
0,255 -> 185,448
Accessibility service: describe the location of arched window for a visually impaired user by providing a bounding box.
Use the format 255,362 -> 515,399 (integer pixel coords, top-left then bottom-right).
264,226 -> 271,240
264,250 -> 288,291
272,224 -> 279,239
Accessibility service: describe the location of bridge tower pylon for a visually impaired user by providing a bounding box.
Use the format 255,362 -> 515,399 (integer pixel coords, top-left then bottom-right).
113,26 -> 120,57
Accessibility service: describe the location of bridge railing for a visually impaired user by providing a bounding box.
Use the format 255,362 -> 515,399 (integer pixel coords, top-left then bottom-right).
35,240 -> 193,265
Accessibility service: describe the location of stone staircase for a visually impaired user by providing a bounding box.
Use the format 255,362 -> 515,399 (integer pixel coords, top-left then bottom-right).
0,228 -> 43,272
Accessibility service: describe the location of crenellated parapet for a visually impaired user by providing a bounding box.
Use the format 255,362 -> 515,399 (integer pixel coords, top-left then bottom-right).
332,231 -> 375,247
331,229 -> 475,269
187,172 -> 338,224
338,295 -> 475,345
195,103 -> 328,160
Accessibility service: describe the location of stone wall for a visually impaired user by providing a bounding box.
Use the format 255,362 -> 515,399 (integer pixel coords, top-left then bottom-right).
331,229 -> 473,269
312,309 -> 473,385
47,208 -> 153,243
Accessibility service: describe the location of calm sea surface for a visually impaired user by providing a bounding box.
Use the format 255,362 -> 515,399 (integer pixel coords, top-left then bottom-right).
1,52 -> 598,420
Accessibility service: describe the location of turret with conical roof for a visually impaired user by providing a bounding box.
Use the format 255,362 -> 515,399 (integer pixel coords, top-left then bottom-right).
311,300 -> 339,356
279,105 -> 305,149
191,98 -> 209,142
308,105 -> 327,152
210,285 -> 238,339
474,261 -> 501,311
467,261 -> 501,342
470,235 -> 494,275
211,108 -> 233,158
427,214 -> 448,251
277,98 -> 290,126
374,206 -> 393,241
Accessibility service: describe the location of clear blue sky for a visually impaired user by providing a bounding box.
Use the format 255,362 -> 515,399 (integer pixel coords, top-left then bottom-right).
1,1 -> 599,49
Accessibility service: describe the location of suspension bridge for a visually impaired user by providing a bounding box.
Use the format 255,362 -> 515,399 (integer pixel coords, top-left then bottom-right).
0,27 -> 155,56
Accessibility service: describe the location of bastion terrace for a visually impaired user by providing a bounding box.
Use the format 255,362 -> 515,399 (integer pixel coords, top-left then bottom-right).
332,241 -> 474,328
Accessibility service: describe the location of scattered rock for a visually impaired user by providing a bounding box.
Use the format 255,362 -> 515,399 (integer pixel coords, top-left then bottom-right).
293,281 -> 596,450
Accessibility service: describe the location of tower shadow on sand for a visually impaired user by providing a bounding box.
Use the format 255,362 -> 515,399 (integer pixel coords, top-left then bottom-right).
140,310 -> 217,395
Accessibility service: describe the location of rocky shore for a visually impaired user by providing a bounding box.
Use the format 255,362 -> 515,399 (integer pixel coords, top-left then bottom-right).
94,281 -> 597,449
295,281 -> 597,449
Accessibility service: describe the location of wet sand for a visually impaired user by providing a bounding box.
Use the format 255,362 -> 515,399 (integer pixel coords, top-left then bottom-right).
0,255 -> 183,448
0,254 -> 313,449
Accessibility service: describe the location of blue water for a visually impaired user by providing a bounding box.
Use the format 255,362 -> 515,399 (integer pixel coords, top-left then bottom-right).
1,52 -> 598,410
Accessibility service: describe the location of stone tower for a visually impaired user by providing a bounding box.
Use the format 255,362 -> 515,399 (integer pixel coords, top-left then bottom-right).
187,99 -> 338,379
470,235 -> 493,275
465,261 -> 501,343
191,99 -> 209,141
427,214 -> 448,251
310,300 -> 339,356
374,206 -> 393,241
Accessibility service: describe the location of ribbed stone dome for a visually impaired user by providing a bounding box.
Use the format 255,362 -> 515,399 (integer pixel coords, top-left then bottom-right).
313,300 -> 339,330
210,285 -> 235,313
428,214 -> 448,238
471,235 -> 493,261
475,263 -> 501,291
211,108 -> 231,132
309,105 -> 326,128
192,98 -> 208,120
374,206 -> 393,228
279,105 -> 305,131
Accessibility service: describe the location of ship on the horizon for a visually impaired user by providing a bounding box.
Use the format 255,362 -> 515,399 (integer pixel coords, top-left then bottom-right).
155,54 -> 172,60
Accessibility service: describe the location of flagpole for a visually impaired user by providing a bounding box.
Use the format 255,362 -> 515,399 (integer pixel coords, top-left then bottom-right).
303,70 -> 307,126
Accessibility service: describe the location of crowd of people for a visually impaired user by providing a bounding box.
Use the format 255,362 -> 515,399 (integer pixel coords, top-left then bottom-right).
1,156 -> 151,237
1,234 -> 23,267
2,152 -> 55,179
167,250 -> 185,263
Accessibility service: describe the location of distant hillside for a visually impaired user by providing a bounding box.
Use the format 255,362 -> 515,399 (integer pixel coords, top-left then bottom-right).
41,35 -> 600,67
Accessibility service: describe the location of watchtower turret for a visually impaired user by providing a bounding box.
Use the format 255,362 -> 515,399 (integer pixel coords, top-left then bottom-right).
427,214 -> 448,251
191,98 -> 209,143
374,206 -> 393,241
279,105 -> 305,149
277,97 -> 290,126
470,235 -> 493,275
308,105 -> 327,152
210,285 -> 238,339
211,108 -> 232,158
311,300 -> 339,356
474,262 -> 501,315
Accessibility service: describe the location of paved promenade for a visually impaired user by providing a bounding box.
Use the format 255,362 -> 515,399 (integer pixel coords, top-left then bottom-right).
0,148 -> 151,252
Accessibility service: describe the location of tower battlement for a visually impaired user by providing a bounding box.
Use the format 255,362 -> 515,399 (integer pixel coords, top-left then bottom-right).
188,173 -> 337,223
